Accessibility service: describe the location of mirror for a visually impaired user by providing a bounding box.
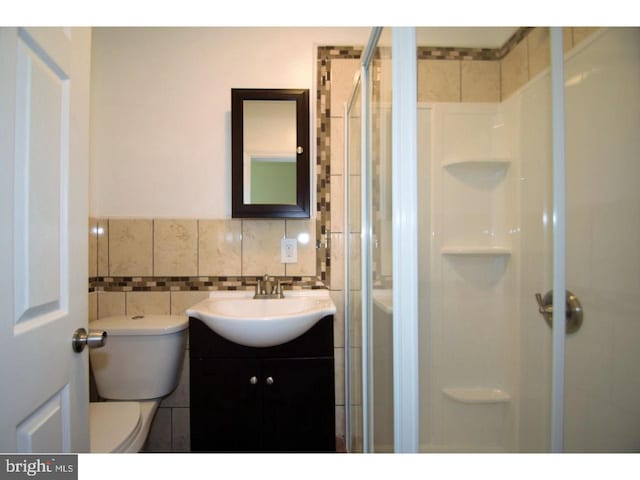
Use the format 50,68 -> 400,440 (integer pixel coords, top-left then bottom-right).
231,89 -> 310,218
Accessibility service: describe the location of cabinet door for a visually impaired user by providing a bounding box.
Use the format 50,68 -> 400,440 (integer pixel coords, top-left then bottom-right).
261,358 -> 335,452
190,358 -> 262,452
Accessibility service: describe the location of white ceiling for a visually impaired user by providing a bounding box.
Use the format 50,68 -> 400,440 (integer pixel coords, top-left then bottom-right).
416,27 -> 519,48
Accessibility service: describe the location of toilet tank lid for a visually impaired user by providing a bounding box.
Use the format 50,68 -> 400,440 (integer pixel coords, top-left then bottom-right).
90,315 -> 188,336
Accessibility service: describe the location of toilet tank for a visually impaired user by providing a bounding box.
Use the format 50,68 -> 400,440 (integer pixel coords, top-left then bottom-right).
89,315 -> 188,400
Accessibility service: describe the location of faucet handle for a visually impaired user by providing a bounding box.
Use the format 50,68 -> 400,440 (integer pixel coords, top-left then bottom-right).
275,279 -> 292,298
246,278 -> 262,296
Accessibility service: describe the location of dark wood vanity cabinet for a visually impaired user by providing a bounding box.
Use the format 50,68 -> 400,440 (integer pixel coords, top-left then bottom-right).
189,316 -> 336,452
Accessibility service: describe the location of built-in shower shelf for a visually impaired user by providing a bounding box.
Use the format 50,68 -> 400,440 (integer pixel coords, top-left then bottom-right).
441,246 -> 511,256
443,388 -> 511,404
443,157 -> 511,169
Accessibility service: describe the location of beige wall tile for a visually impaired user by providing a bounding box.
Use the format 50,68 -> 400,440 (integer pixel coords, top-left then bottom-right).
461,60 -> 500,102
330,59 -> 361,116
375,56 -> 393,104
349,175 -> 361,233
171,408 -> 190,453
349,290 -> 361,348
97,218 -> 109,276
351,346 -> 362,405
143,407 -> 172,452
348,114 -> 361,176
330,117 -> 344,176
126,291 -> 170,316
572,27 -> 599,46
154,219 -> 198,276
501,39 -> 529,100
334,347 -> 345,405
564,27 -> 574,52
198,220 -> 242,276
329,290 -> 345,348
242,220 -> 285,276
329,232 -> 344,290
418,59 -> 461,103
88,292 -> 98,323
528,27 -> 550,79
335,406 -> 346,451
161,351 -> 189,408
108,219 -> 153,276
171,290 -> 209,317
89,217 -> 97,277
284,219 -> 316,277
330,175 -> 344,234
97,291 -> 125,319
371,55 -> 393,104
349,233 -> 361,288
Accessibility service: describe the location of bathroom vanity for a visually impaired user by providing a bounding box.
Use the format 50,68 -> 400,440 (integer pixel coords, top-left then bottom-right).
188,314 -> 336,452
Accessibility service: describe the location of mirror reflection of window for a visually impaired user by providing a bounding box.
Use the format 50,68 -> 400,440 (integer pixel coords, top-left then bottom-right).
243,100 -> 297,205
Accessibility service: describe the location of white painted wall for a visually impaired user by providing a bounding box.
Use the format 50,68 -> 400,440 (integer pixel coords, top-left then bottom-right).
89,27 -> 370,218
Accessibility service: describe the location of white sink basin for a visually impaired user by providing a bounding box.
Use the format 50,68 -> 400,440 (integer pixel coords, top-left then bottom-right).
186,290 -> 336,347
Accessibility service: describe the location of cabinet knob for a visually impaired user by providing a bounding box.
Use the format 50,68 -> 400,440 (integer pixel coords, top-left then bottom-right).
249,376 -> 258,385
265,376 -> 274,385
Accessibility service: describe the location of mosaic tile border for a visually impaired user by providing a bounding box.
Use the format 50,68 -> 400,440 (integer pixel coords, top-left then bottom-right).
316,29 -> 536,287
316,46 -> 364,288
416,27 -> 533,61
498,27 -> 534,59
417,46 -> 499,61
89,276 -> 326,293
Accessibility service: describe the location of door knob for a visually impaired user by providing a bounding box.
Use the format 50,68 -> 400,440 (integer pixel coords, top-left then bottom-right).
72,328 -> 107,353
249,376 -> 258,385
535,290 -> 583,334
265,377 -> 274,385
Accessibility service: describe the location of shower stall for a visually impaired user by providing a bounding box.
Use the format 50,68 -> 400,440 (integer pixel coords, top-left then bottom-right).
344,27 -> 640,453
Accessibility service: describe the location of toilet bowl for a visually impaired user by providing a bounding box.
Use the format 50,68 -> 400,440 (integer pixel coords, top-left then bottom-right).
88,314 -> 188,453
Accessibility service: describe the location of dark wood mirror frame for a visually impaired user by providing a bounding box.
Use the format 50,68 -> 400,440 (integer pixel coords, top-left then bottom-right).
231,88 -> 310,218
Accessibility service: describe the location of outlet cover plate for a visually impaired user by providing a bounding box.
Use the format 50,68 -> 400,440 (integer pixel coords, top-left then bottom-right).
281,238 -> 298,263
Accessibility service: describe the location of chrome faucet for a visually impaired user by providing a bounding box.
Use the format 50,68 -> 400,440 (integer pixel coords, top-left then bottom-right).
262,274 -> 273,296
252,274 -> 290,299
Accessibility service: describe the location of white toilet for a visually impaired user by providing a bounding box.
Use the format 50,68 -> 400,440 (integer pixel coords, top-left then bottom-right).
88,314 -> 188,453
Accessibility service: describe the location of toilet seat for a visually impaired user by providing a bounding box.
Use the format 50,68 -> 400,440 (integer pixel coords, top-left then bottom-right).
90,402 -> 142,453
90,400 -> 160,453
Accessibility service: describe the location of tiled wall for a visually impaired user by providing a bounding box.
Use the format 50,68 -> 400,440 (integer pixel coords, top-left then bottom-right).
412,27 -> 601,103
317,47 -> 363,453
89,218 -> 317,281
501,27 -> 600,99
88,217 -> 333,452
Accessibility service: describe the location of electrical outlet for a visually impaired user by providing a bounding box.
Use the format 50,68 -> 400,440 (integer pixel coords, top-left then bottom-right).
281,238 -> 298,263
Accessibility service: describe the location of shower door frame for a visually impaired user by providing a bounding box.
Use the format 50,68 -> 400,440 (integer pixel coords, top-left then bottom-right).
356,26 -> 421,453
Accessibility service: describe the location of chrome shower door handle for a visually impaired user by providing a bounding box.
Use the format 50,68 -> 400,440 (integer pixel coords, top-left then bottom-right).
534,290 -> 583,334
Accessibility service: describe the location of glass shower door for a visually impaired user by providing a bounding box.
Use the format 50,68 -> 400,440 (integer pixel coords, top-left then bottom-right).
562,27 -> 640,452
369,35 -> 394,453
346,74 -> 363,453
352,25 -> 640,453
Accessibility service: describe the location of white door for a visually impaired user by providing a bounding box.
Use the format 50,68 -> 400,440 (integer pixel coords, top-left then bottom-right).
0,27 -> 91,453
